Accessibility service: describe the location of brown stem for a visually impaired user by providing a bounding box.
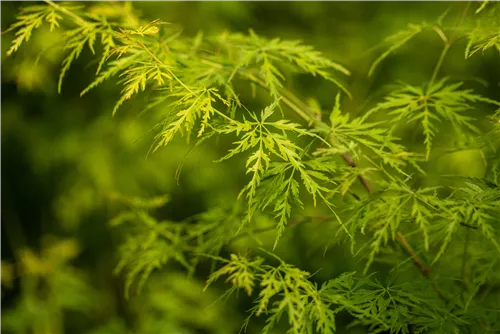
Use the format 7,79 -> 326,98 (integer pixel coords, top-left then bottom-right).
397,234 -> 449,302
396,232 -> 430,278
342,152 -> 373,194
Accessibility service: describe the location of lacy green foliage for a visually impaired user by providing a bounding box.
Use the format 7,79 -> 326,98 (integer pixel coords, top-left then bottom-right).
5,1 -> 500,333
109,194 -> 191,298
4,1 -> 140,93
434,175 -> 500,264
4,4 -> 64,56
153,87 -> 230,150
255,156 -> 341,248
214,100 -> 343,245
220,29 -> 351,98
345,178 -> 443,273
343,167 -> 500,274
369,78 -> 500,161
314,93 -> 421,174
109,193 -> 260,298
205,252 -> 486,334
206,252 -> 339,334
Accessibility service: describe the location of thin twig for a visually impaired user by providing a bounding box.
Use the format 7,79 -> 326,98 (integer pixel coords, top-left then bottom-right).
396,232 -> 430,278
342,152 -> 373,194
44,0 -> 88,26
428,2 -> 471,91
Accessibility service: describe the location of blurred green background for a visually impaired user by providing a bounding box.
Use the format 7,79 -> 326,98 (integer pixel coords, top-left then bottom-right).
1,1 -> 499,334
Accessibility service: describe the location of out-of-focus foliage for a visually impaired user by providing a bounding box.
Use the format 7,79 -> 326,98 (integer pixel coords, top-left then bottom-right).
2,1 -> 500,334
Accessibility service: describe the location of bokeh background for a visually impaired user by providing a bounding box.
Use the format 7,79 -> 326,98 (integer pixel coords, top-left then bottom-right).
2,1 -> 499,334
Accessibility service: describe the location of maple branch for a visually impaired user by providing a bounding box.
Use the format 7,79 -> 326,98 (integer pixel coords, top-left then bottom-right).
237,70 -> 442,294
